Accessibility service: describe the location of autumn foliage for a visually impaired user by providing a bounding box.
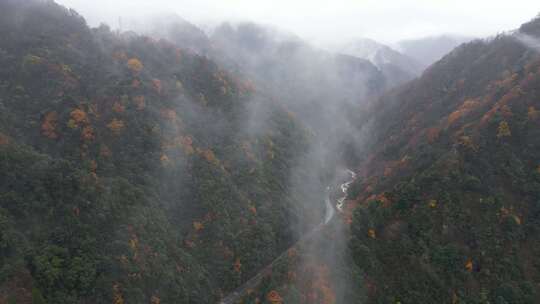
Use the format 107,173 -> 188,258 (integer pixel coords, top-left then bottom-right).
112,283 -> 124,304
150,295 -> 160,304
160,154 -> 171,166
41,111 -> 59,139
497,121 -> 511,138
233,258 -> 242,273
199,148 -> 219,165
81,126 -> 95,142
426,126 -> 441,143
0,2 -> 317,303
107,119 -> 125,134
266,291 -> 283,304
193,221 -> 204,231
447,99 -> 481,126
0,133 -> 9,145
127,58 -> 143,73
70,109 -> 88,124
465,259 -> 473,272
528,106 -> 539,120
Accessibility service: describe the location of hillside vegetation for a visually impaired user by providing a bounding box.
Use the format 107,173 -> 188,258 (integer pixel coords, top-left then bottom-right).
349,16 -> 540,304
0,1 -> 321,303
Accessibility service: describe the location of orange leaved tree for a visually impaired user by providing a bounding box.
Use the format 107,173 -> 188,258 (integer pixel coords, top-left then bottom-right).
127,58 -> 143,73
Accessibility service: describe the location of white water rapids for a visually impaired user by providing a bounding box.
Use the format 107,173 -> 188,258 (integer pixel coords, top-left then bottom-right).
324,169 -> 356,223
336,169 -> 357,212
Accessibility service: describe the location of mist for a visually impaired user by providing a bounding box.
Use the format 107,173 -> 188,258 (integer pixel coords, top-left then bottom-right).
49,1 -> 540,302
56,0 -> 540,44
515,32 -> 540,52
88,8 -> 389,302
3,0 -> 540,303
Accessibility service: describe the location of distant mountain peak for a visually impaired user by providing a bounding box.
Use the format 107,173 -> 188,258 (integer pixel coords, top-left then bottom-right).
338,38 -> 420,68
337,38 -> 389,62
330,37 -> 423,86
212,21 -> 304,51
396,34 -> 475,69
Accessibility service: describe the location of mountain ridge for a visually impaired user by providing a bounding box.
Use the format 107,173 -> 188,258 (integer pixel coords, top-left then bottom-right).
348,15 -> 540,304
396,34 -> 475,69
333,38 -> 422,85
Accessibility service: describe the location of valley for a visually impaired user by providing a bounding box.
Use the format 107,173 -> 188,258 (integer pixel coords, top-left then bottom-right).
1,1 -> 540,303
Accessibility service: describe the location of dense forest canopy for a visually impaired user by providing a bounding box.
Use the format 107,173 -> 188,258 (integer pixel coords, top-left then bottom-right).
0,0 -> 326,302
348,15 -> 540,304
2,1 -> 540,304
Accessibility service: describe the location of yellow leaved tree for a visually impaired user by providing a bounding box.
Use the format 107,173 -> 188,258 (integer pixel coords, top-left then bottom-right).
71,109 -> 87,122
112,283 -> 124,304
497,121 -> 511,138
193,221 -> 204,231
127,58 -> 143,73
199,149 -> 219,166
107,119 -> 125,134
67,108 -> 88,129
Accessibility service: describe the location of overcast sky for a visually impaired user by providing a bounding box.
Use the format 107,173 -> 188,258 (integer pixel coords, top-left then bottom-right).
56,0 -> 540,44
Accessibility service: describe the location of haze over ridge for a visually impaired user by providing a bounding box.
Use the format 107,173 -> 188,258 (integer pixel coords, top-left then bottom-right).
56,0 -> 540,44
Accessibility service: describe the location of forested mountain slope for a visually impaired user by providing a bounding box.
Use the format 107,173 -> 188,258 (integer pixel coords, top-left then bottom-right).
0,1 -> 321,303
349,16 -> 540,303
120,20 -> 388,180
